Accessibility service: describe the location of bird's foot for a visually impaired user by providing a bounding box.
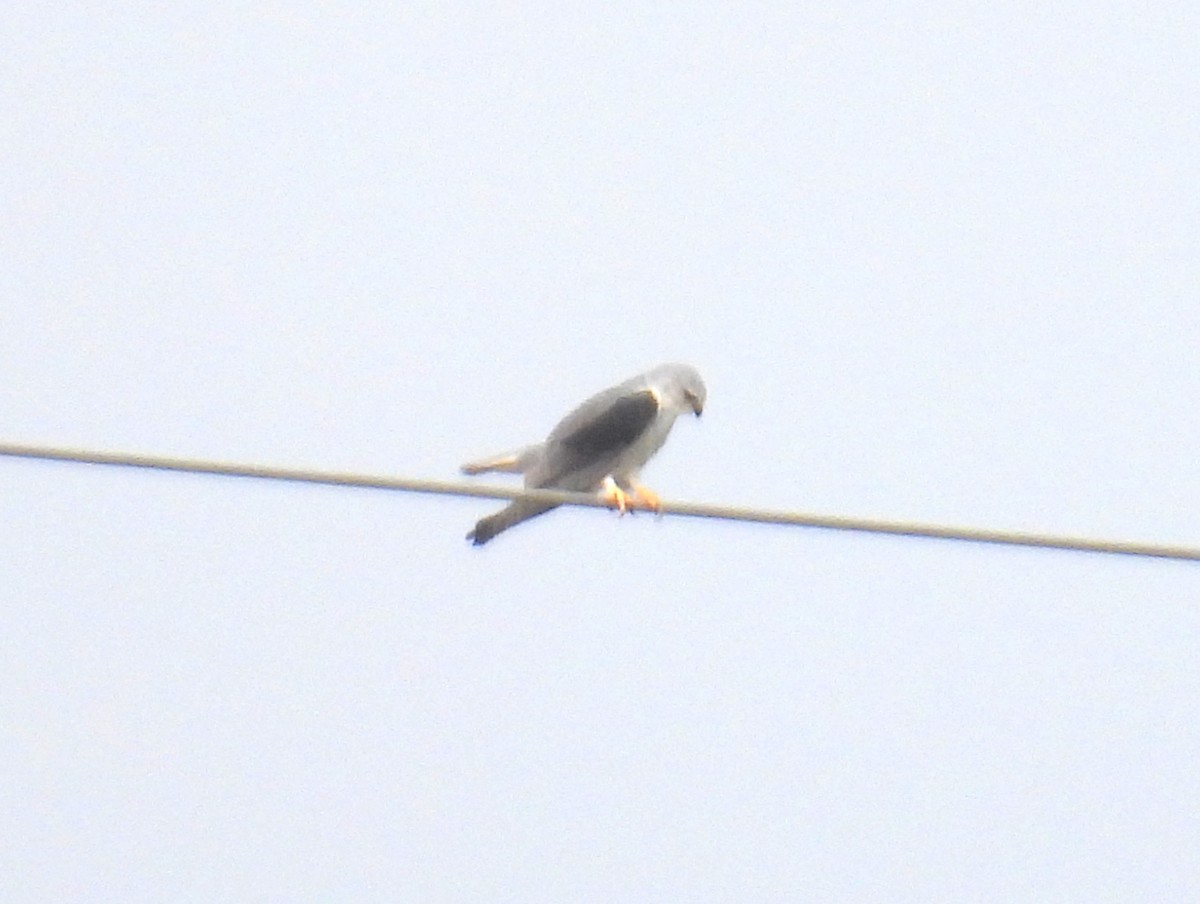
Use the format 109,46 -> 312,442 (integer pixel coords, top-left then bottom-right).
600,478 -> 663,515
627,482 -> 663,514
600,477 -> 632,515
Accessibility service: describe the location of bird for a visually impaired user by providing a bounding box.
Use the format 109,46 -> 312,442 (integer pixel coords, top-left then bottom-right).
461,362 -> 707,545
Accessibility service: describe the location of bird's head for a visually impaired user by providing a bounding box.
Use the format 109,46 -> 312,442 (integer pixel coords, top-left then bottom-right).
654,363 -> 706,417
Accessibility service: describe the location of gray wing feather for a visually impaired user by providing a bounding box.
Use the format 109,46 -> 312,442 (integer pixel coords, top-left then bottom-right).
461,443 -> 543,475
533,388 -> 659,488
557,390 -> 658,455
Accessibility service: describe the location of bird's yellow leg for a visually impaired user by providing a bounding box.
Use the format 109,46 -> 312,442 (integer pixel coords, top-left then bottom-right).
599,476 -> 631,515
628,482 -> 663,514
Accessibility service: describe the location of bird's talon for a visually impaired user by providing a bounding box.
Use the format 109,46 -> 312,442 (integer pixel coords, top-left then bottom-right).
629,484 -> 663,514
600,479 -> 632,515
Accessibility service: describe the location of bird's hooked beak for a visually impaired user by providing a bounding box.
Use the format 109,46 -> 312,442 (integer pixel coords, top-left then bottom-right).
685,391 -> 703,417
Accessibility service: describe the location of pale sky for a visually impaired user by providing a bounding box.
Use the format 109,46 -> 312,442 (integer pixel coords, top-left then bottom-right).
3,4 -> 1199,901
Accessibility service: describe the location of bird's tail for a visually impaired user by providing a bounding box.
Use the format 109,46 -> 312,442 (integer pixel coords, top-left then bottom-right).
467,500 -> 558,545
461,444 -> 542,476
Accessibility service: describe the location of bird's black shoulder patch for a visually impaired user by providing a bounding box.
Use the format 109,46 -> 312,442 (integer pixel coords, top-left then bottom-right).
560,390 -> 658,455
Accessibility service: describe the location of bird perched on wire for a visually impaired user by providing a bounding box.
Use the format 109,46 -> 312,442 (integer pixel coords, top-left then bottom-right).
461,362 -> 707,545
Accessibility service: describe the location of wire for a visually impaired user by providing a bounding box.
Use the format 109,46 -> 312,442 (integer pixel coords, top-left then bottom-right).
1,441 -> 1196,562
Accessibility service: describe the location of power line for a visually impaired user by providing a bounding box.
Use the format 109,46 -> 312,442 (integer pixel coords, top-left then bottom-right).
1,441 -> 1196,562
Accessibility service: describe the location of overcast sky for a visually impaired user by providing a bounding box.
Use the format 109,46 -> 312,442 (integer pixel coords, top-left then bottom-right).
3,4 -> 1199,901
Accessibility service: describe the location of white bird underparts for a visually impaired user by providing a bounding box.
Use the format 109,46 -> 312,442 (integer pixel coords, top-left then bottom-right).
461,362 -> 707,545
